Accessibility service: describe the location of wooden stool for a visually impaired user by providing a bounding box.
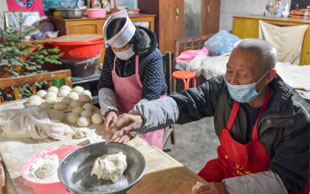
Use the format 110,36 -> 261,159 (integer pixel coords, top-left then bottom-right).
172,70 -> 196,91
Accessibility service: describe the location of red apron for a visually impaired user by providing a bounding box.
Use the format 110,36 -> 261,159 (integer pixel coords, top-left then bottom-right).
198,88 -> 309,194
112,56 -> 164,149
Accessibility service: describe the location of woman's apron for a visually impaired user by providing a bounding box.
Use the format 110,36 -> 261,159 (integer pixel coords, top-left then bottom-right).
198,88 -> 309,194
112,55 -> 164,150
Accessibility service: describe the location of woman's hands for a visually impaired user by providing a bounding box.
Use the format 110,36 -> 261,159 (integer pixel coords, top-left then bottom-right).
103,111 -> 118,143
104,113 -> 144,144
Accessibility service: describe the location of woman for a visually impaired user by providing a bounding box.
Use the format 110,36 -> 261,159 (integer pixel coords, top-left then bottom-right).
98,10 -> 167,149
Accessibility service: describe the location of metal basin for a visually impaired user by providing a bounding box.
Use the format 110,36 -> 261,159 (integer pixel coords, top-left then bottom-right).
58,142 -> 146,194
57,8 -> 86,19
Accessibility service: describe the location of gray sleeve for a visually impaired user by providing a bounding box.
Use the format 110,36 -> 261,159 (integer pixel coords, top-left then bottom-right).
223,171 -> 288,194
98,88 -> 118,117
129,97 -> 179,134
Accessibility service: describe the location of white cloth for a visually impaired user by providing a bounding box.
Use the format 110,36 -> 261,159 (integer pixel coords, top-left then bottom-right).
102,10 -> 136,48
185,54 -> 310,91
0,106 -> 73,140
258,20 -> 308,64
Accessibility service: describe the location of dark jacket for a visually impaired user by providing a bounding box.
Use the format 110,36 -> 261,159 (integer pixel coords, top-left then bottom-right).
171,74 -> 310,194
97,26 -> 167,100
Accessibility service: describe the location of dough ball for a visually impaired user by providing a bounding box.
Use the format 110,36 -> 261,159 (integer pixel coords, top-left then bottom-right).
81,109 -> 92,118
71,100 -> 83,108
47,86 -> 59,94
81,90 -> 92,97
58,89 -> 70,97
91,113 -> 103,124
82,103 -> 94,111
53,102 -> 67,111
67,113 -> 79,124
68,92 -> 79,100
40,102 -> 53,110
47,110 -> 65,122
73,86 -> 84,94
72,106 -> 83,114
60,85 -> 71,91
79,94 -> 92,103
46,92 -> 57,99
192,182 -> 204,192
28,95 -> 42,106
61,97 -> 72,105
46,97 -> 57,104
37,90 -> 47,98
77,116 -> 90,127
73,129 -> 87,139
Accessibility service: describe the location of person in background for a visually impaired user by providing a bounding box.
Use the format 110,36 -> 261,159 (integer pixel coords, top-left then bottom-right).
97,10 -> 167,149
106,39 -> 309,194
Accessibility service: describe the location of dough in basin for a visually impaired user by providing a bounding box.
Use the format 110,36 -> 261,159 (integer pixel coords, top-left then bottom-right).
91,152 -> 127,183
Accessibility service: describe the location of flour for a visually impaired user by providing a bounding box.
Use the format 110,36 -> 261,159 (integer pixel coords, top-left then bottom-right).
26,154 -> 60,183
91,152 -> 127,183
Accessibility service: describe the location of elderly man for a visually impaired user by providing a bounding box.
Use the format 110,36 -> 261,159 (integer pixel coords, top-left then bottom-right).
106,39 -> 309,194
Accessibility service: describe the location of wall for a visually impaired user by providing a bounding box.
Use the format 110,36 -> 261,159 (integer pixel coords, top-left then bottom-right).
219,0 -> 269,31
184,0 -> 201,37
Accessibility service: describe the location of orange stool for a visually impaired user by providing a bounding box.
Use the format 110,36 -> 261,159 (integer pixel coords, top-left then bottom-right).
172,70 -> 197,90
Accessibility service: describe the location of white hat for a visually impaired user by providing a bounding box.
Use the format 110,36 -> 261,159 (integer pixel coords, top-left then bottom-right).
103,10 -> 136,48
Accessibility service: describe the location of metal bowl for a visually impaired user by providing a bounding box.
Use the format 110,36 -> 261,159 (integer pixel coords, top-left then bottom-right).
58,142 -> 146,194
57,8 -> 86,19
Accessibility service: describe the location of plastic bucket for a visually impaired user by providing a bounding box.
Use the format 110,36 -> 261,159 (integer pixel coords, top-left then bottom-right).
21,145 -> 80,194
87,8 -> 107,18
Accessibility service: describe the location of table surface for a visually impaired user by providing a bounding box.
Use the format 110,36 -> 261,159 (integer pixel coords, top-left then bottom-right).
0,100 -> 207,194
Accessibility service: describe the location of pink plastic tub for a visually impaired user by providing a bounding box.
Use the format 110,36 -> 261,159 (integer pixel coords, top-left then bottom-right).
21,145 -> 80,194
87,8 -> 107,18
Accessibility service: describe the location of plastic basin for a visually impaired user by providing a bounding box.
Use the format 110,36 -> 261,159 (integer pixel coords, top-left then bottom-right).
51,38 -> 104,59
21,145 -> 80,194
87,8 -> 107,18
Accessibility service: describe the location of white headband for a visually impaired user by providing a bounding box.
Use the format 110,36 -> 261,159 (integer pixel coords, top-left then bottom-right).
103,10 -> 136,48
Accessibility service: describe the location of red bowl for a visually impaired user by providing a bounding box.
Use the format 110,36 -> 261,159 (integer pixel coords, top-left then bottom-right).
51,38 -> 104,59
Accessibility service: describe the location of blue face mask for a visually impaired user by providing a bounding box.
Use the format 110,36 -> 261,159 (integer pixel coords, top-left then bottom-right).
225,71 -> 269,103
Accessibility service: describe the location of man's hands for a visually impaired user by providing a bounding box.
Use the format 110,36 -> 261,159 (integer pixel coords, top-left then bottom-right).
104,113 -> 144,144
193,182 -> 228,194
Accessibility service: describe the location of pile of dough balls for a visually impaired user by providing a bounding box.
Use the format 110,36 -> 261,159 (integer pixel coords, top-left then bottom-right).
67,102 -> 103,127
28,85 -> 103,126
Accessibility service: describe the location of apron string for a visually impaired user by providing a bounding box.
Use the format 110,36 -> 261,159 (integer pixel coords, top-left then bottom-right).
226,101 -> 240,130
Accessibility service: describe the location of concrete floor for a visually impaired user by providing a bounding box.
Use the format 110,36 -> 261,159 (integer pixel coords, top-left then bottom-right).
164,117 -> 220,173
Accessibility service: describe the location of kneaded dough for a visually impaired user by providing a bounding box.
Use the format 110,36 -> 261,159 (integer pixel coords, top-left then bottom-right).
60,85 -> 71,91
77,117 -> 90,127
68,92 -> 79,100
40,102 -> 53,110
82,103 -> 94,111
73,129 -> 87,139
192,181 -> 204,191
47,86 -> 59,94
71,100 -> 83,108
72,106 -> 83,114
29,95 -> 42,101
91,113 -> 103,124
58,89 -> 70,97
46,92 -> 57,99
46,97 -> 57,104
67,113 -> 79,124
37,90 -> 47,98
73,86 -> 84,94
79,94 -> 92,103
61,97 -> 72,105
53,102 -> 67,111
81,109 -> 92,118
91,152 -> 127,183
26,154 -> 60,183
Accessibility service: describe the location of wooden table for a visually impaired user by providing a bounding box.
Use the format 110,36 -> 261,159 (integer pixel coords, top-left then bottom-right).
0,101 -> 207,194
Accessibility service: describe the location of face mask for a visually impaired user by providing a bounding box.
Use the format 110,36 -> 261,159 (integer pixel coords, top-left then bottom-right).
225,71 -> 269,103
113,46 -> 135,60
